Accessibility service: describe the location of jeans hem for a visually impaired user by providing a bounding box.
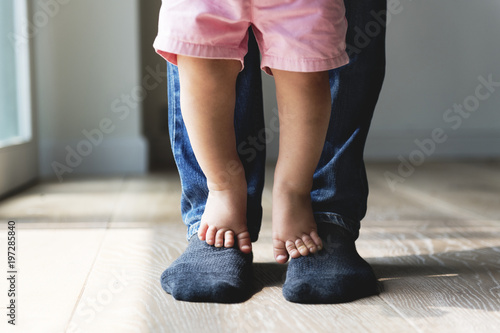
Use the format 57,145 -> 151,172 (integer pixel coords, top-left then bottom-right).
186,221 -> 202,241
313,212 -> 360,239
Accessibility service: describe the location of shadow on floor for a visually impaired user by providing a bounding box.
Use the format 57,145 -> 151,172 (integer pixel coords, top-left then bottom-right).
369,246 -> 500,316
253,262 -> 288,290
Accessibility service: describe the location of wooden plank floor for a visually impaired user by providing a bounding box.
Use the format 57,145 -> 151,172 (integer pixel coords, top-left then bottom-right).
0,162 -> 499,333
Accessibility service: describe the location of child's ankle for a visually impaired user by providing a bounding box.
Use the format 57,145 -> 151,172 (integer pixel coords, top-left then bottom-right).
273,180 -> 312,198
207,161 -> 247,192
207,175 -> 246,192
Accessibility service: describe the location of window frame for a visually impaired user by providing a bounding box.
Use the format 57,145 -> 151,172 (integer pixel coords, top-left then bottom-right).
0,0 -> 37,197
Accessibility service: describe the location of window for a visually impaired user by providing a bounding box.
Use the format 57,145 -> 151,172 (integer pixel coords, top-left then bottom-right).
0,0 -> 36,197
0,0 -> 32,148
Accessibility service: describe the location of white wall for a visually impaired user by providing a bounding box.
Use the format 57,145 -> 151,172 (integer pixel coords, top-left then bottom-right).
263,0 -> 500,161
30,0 -> 500,177
33,0 -> 147,180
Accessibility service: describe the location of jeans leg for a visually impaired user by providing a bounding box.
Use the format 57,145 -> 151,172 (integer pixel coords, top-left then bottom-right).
312,0 -> 387,239
167,29 -> 265,242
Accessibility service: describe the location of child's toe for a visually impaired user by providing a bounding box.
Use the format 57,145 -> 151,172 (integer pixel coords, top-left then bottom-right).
198,223 -> 209,241
205,225 -> 217,245
273,239 -> 289,263
301,234 -> 317,253
237,231 -> 252,253
310,230 -> 323,250
223,230 -> 235,248
215,228 -> 225,247
295,238 -> 309,256
286,240 -> 301,259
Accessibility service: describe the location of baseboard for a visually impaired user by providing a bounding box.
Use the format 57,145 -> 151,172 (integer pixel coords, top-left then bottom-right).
0,142 -> 38,197
365,130 -> 500,160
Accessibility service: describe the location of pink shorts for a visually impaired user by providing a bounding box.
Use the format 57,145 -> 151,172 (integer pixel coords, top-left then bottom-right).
153,0 -> 349,75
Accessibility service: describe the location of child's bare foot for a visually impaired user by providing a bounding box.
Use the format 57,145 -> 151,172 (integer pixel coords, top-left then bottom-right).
272,185 -> 323,264
197,173 -> 252,254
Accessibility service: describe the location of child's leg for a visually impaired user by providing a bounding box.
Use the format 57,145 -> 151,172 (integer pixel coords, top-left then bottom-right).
176,56 -> 252,253
271,69 -> 331,264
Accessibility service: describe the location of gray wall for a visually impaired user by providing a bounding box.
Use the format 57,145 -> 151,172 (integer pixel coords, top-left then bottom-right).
264,0 -> 500,161
33,0 -> 147,179
366,0 -> 500,160
32,0 -> 500,179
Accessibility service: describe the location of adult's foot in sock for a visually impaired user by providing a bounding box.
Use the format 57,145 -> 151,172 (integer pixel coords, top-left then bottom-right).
161,235 -> 253,303
282,222 -> 379,304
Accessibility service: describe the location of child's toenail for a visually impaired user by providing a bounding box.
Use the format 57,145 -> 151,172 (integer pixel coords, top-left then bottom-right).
242,245 -> 250,251
277,255 -> 287,261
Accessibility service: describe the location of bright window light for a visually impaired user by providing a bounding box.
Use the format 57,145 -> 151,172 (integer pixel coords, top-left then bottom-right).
0,0 -> 32,148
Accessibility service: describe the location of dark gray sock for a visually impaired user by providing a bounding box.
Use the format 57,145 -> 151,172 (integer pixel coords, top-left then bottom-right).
161,235 -> 253,303
282,223 -> 379,304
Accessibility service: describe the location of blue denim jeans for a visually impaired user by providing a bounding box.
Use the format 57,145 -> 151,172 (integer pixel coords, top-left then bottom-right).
167,0 -> 387,242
